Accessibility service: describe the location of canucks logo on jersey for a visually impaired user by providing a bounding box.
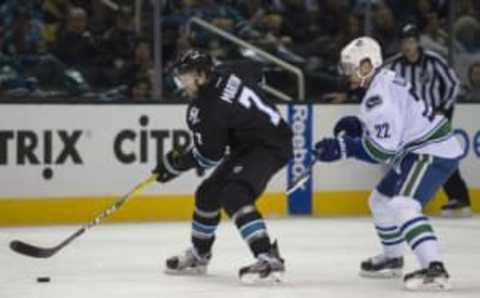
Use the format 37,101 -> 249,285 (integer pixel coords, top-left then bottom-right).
365,95 -> 383,111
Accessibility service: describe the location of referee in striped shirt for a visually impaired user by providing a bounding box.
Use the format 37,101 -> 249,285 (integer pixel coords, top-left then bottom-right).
387,24 -> 471,216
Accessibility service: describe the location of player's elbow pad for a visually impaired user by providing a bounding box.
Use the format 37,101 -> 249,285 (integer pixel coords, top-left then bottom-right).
343,136 -> 378,164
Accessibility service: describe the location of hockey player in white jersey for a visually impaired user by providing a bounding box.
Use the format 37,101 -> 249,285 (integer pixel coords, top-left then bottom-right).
313,37 -> 463,291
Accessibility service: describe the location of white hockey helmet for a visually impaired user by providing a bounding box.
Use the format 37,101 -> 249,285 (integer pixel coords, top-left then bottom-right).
339,36 -> 383,79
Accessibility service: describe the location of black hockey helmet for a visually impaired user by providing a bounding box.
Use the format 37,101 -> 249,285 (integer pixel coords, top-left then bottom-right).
399,23 -> 420,40
173,49 -> 214,77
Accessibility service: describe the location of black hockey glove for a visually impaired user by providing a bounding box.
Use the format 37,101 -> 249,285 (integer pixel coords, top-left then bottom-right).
152,150 -> 183,183
333,116 -> 363,138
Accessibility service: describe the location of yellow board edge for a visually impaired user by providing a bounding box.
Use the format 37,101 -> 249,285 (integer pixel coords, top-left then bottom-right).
0,193 -> 287,226
0,189 -> 478,226
313,189 -> 480,216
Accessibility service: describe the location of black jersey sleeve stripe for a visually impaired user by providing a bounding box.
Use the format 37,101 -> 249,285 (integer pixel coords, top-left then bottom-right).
193,147 -> 222,168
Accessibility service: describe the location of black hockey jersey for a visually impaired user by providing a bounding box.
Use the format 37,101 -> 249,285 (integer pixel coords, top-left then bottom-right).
186,69 -> 292,169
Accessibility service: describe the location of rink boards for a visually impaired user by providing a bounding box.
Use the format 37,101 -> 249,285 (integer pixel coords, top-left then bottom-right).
0,104 -> 478,225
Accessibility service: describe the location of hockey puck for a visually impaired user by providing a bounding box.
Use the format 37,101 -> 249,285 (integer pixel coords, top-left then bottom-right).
36,277 -> 50,283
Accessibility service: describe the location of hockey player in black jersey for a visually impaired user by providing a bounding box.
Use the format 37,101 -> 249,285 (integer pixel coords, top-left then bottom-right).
152,49 -> 293,284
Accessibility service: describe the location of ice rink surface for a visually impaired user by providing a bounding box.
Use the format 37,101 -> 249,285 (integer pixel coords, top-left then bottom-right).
1,217 -> 479,298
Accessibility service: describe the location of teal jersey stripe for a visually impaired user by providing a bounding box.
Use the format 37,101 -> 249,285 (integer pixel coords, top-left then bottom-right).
362,137 -> 396,162
389,119 -> 451,168
193,147 -> 222,168
377,230 -> 403,241
401,155 -> 429,197
403,119 -> 451,153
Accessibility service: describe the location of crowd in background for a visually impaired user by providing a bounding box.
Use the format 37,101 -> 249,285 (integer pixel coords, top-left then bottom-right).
0,0 -> 153,100
0,0 -> 479,102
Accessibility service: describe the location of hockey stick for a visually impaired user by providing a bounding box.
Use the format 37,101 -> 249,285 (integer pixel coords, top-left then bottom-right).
286,157 -> 318,195
9,174 -> 158,258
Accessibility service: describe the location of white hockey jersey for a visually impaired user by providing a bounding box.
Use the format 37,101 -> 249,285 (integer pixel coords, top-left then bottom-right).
358,69 -> 463,164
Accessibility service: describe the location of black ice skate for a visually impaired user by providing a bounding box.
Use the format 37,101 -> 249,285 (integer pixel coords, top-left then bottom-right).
360,254 -> 403,278
238,241 -> 285,284
165,247 -> 211,275
404,262 -> 451,291
441,199 -> 472,218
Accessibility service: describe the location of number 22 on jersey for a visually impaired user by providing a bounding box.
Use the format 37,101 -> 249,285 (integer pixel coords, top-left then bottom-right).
374,123 -> 391,139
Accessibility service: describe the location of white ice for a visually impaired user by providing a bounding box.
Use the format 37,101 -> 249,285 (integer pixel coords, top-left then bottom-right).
1,217 -> 479,298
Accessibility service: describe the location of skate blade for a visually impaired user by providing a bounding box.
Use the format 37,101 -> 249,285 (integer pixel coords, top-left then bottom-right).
441,208 -> 472,218
359,268 -> 402,279
240,271 -> 284,285
164,266 -> 207,276
404,277 -> 451,291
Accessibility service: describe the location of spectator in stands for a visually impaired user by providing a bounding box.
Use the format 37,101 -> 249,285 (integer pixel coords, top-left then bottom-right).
43,0 -> 132,37
415,0 -> 438,25
54,7 -> 102,86
43,0 -> 100,45
465,62 -> 480,102
0,0 -> 476,102
42,0 -> 72,26
3,7 -> 44,56
162,0 -> 211,29
454,15 -> 480,53
314,0 -> 350,37
204,2 -> 245,58
210,1 -> 244,32
118,39 -> 153,86
234,0 -> 265,21
162,0 -> 244,59
270,0 -> 312,45
55,7 -> 99,66
226,1 -> 265,44
0,6 -> 56,95
319,14 -> 364,103
101,6 -> 137,78
456,0 -> 479,19
418,12 -> 450,57
372,3 -> 399,57
335,14 -> 363,54
0,23 -> 40,97
256,13 -> 293,50
129,76 -> 152,101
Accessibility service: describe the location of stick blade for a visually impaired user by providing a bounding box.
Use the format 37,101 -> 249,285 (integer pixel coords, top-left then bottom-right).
9,240 -> 57,258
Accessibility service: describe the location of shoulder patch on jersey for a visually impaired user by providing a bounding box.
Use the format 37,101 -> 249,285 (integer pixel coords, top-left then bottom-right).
364,95 -> 383,111
188,106 -> 201,125
220,74 -> 241,104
